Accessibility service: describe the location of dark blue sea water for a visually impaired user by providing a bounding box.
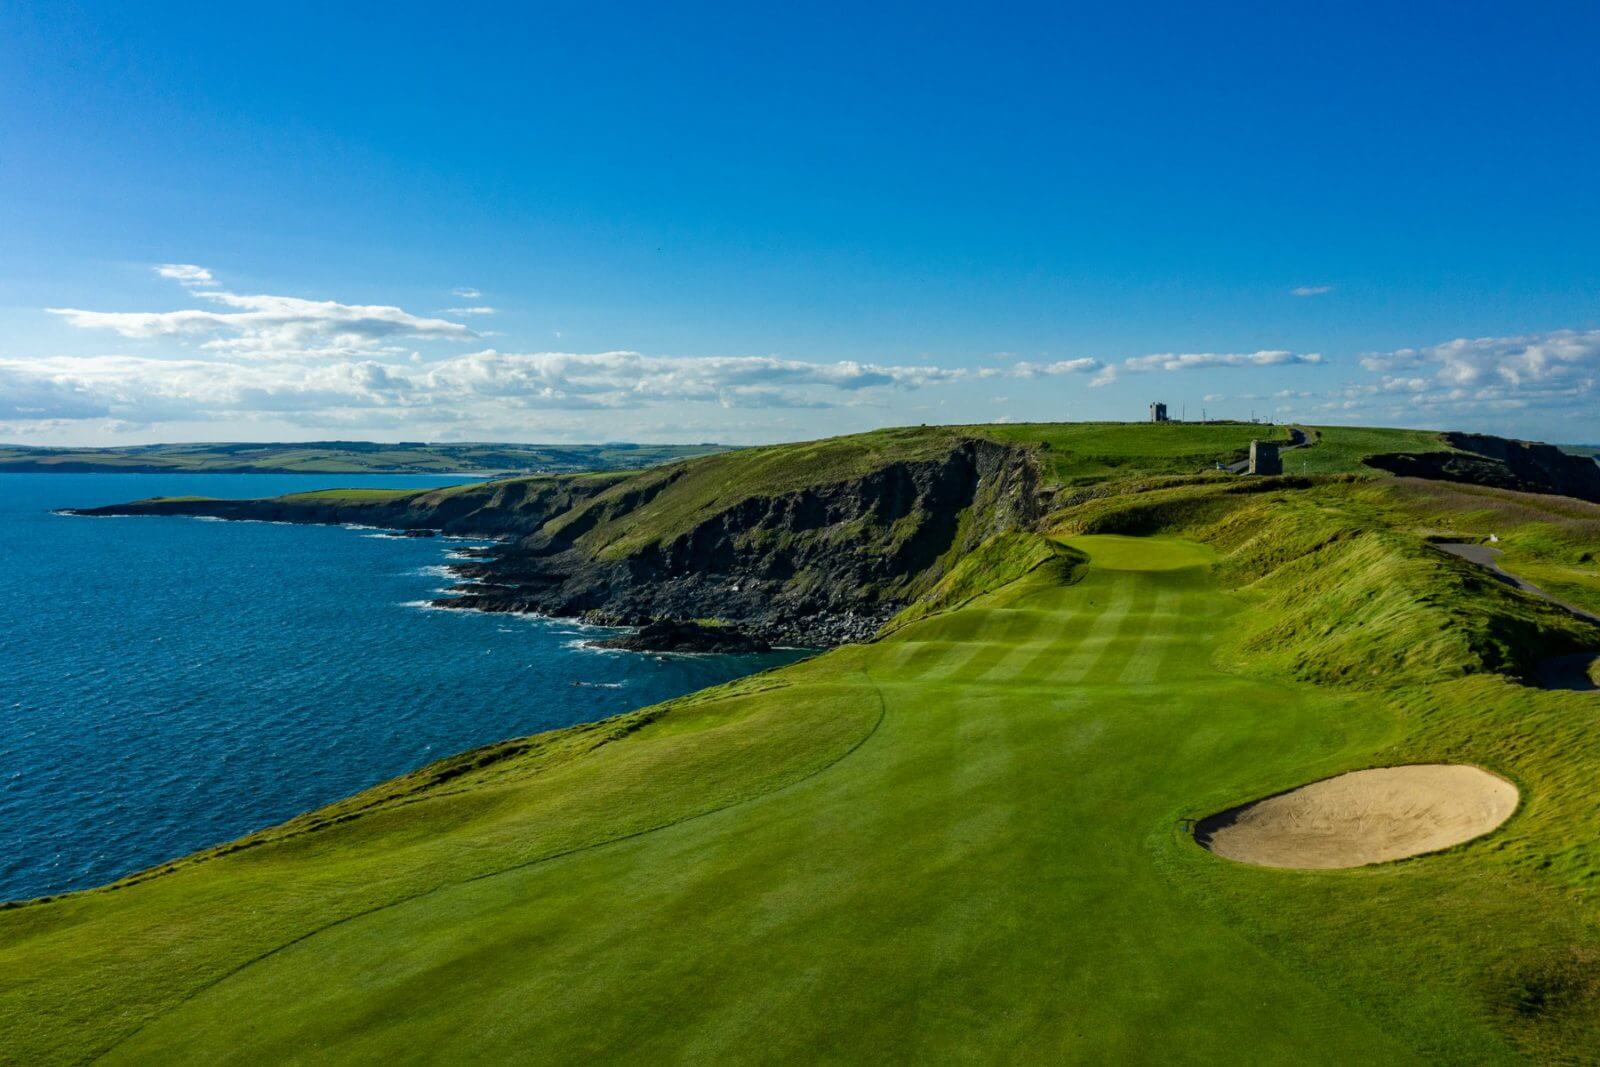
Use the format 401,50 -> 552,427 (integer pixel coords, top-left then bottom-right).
0,473 -> 803,902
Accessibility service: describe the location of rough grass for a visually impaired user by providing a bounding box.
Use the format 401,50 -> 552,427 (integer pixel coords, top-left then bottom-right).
277,488 -> 422,503
880,530 -> 1083,633
1356,477 -> 1600,617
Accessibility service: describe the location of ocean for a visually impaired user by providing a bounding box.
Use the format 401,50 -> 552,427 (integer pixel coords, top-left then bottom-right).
0,473 -> 804,902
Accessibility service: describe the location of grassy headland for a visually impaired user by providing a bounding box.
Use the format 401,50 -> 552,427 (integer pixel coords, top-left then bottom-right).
11,420 -> 1600,1062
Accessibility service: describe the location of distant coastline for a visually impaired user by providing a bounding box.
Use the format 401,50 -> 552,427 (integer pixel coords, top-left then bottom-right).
0,440 -> 730,477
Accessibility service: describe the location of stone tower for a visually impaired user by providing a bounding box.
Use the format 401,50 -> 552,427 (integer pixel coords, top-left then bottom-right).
1248,440 -> 1282,475
1149,402 -> 1168,423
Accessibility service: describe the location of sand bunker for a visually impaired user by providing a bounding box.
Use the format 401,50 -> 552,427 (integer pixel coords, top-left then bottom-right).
1195,764 -> 1517,869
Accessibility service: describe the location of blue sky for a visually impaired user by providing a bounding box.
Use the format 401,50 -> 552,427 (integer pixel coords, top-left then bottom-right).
2,2 -> 1597,445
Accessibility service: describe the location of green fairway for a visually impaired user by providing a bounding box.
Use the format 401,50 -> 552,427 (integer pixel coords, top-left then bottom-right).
10,524 -> 1598,1062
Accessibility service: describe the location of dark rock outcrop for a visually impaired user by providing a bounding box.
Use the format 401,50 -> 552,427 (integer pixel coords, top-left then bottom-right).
440,439 -> 1041,646
68,437 -> 1042,649
589,620 -> 773,654
1364,433 -> 1600,504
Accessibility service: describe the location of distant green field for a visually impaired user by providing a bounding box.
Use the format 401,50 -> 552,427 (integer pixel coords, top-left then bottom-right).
276,488 -> 422,503
0,441 -> 729,475
976,420 -> 1289,483
1282,425 -> 1449,475
549,425 -> 970,558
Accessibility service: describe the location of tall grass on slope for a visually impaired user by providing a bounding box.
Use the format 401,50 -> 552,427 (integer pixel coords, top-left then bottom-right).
879,531 -> 1085,633
1049,478 -> 1600,687
1356,478 -> 1600,618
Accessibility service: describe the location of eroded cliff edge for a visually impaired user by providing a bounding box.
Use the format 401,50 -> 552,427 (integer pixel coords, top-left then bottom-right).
74,433 -> 1042,647
448,438 -> 1040,644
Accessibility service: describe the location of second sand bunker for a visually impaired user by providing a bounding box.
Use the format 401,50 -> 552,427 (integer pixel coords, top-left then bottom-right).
1196,764 -> 1518,869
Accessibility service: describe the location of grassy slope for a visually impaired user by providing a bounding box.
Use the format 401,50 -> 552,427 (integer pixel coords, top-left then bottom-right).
1282,425 -> 1450,475
545,425 -> 970,558
8,424 -> 1600,1061
1356,478 -> 1600,617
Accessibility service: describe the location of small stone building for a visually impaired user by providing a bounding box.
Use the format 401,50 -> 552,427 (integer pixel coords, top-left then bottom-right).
1248,440 -> 1282,475
1149,402 -> 1168,423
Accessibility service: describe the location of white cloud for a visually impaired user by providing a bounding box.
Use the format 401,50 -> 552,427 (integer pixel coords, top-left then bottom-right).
1291,285 -> 1333,297
1010,358 -> 1102,378
155,264 -> 214,286
1089,349 -> 1322,387
49,267 -> 478,360
1121,350 -> 1324,373
1320,328 -> 1600,426
0,348 -> 986,432
421,350 -> 968,408
15,267 -> 1368,440
452,287 -> 482,299
1361,328 -> 1600,389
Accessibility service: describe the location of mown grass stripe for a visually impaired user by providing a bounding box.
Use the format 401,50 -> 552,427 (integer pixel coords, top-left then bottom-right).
914,609 -> 1023,682
1048,578 -> 1148,686
925,607 -> 1062,683
964,598 -> 1087,685
1116,583 -> 1180,686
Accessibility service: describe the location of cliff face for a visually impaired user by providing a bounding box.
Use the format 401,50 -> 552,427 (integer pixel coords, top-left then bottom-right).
447,439 -> 1041,645
75,437 -> 1042,646
1364,433 -> 1600,503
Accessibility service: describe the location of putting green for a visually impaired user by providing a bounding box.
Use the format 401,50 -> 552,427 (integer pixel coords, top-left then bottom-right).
4,534 -> 1581,1062
1062,533 -> 1216,571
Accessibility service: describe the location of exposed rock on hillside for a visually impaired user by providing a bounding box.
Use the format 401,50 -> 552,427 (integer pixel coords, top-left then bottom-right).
1365,433 -> 1600,503
446,439 -> 1041,645
588,620 -> 773,654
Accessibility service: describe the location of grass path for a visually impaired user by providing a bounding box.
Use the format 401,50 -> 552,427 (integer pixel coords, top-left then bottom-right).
10,532 -> 1585,1061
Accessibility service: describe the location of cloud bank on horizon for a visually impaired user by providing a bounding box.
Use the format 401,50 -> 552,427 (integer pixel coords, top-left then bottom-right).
1,265 -> 1594,444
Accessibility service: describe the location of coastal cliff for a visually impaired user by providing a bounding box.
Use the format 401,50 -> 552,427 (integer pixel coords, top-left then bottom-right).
75,430 -> 1042,647
74,422 -> 1598,648
446,437 -> 1040,645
